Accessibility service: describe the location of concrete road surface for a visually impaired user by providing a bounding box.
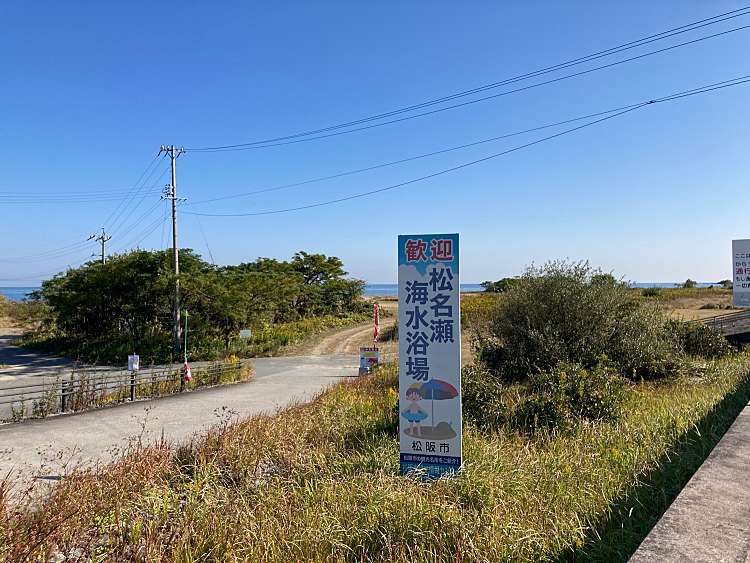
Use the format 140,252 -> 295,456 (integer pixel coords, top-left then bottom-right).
630,403 -> 750,563
0,329 -> 72,378
0,355 -> 358,483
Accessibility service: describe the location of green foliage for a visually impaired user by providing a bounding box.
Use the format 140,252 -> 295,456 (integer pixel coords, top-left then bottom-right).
0,294 -> 48,326
682,278 -> 698,289
481,277 -> 519,293
477,260 -> 681,382
5,356 -> 750,562
32,249 -> 366,364
461,363 -> 507,430
516,362 -> 627,431
641,286 -> 662,298
719,279 -> 733,289
670,320 -> 733,359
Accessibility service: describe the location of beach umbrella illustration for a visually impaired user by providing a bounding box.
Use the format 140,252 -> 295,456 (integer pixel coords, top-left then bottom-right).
419,379 -> 458,429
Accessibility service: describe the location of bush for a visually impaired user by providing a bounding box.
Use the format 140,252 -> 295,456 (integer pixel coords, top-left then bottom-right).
461,363 -> 507,430
516,362 -> 627,431
477,260 -> 680,382
641,287 -> 662,298
671,321 -> 733,359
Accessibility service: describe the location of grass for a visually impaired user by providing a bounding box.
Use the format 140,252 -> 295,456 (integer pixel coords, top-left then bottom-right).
635,286 -> 731,302
2,352 -> 750,561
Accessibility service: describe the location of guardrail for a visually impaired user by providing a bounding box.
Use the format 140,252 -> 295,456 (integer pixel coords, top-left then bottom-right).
0,360 -> 252,423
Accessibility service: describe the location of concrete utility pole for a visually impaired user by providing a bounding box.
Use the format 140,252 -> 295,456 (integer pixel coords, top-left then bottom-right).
159,144 -> 186,357
88,228 -> 112,264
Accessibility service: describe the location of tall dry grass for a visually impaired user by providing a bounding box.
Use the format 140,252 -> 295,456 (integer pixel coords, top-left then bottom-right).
2,354 -> 749,561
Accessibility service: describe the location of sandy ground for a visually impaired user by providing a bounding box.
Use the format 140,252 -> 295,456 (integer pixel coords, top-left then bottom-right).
664,295 -> 733,321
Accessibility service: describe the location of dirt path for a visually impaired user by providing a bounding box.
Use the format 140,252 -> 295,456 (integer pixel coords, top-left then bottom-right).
289,318 -> 396,356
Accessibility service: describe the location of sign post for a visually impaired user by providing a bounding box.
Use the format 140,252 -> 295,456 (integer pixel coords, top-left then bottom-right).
358,347 -> 380,376
732,239 -> 750,307
127,354 -> 140,372
373,303 -> 380,343
398,233 -> 462,478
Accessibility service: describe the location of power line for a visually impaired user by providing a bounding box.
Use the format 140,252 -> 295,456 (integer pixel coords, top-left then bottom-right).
125,215 -> 170,251
110,199 -> 165,253
107,164 -> 170,238
0,240 -> 96,262
186,8 -> 750,152
0,258 -> 91,283
186,74 -> 750,207
0,188 -> 164,204
101,154 -> 164,229
183,75 -> 750,217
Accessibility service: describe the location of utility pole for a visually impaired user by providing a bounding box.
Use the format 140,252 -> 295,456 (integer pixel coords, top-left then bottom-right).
88,228 -> 112,264
159,144 -> 186,357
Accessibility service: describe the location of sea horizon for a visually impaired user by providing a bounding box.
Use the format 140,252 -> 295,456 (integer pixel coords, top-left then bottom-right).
1,281 -> 727,301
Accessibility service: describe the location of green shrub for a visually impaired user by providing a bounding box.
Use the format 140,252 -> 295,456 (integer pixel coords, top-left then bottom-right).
670,320 -> 733,359
461,363 -> 507,430
477,260 -> 680,382
641,287 -> 662,298
516,362 -> 627,431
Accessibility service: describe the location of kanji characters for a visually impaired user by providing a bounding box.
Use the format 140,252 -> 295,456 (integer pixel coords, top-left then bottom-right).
406,356 -> 429,381
405,239 -> 428,262
406,331 -> 430,355
405,306 -> 429,330
429,267 -> 454,292
430,318 -> 455,343
430,238 -> 453,261
430,293 -> 452,317
405,281 -> 429,305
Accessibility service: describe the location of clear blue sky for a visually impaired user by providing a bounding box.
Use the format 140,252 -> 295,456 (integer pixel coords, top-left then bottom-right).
1,1 -> 749,285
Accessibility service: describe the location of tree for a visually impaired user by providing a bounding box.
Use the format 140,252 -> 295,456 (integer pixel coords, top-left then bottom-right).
481,278 -> 519,293
682,279 -> 698,289
36,249 -> 365,364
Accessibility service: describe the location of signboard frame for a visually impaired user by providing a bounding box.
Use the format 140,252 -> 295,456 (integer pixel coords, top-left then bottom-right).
733,239 -> 750,307
359,346 -> 380,376
398,233 -> 462,479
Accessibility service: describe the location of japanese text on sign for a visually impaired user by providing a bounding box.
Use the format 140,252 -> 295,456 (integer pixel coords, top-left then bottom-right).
398,234 -> 462,479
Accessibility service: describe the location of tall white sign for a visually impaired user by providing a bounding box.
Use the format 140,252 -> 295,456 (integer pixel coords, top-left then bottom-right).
732,239 -> 750,307
398,233 -> 462,478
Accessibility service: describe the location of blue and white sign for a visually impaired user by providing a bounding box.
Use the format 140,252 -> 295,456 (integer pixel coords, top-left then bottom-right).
733,239 -> 750,307
398,233 -> 462,478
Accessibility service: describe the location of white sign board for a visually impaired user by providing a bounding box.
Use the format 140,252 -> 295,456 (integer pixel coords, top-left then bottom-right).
239,329 -> 252,339
398,233 -> 462,478
127,354 -> 140,371
359,346 -> 380,376
733,239 -> 750,307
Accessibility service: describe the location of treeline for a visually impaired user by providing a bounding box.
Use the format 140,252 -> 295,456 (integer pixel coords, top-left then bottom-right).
31,250 -> 367,364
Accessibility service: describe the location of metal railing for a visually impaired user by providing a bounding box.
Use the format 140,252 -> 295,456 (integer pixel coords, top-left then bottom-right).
0,360 -> 251,423
693,309 -> 750,334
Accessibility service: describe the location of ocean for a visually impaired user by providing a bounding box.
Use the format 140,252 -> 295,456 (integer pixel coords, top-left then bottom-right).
365,283 -> 484,297
0,282 -> 724,302
0,286 -> 40,301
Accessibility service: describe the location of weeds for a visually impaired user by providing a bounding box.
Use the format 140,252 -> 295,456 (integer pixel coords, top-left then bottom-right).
2,354 -> 749,561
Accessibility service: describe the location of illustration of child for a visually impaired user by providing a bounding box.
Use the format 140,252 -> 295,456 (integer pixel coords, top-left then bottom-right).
402,384 -> 428,436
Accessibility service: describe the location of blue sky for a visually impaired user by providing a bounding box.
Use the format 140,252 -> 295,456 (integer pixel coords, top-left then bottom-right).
1,1 -> 749,284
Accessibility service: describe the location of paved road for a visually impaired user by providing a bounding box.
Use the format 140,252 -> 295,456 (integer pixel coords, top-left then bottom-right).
0,355 -> 358,484
630,403 -> 750,563
0,329 -> 72,378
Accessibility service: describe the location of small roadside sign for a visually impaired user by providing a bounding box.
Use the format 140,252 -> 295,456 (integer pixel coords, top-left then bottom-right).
239,329 -> 252,339
359,347 -> 380,375
128,354 -> 140,371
